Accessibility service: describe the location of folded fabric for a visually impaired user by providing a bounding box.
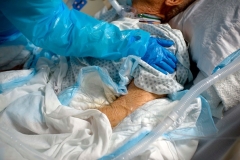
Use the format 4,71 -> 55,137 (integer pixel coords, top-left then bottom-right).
0,68 -> 35,93
0,57 -> 112,160
214,70 -> 240,111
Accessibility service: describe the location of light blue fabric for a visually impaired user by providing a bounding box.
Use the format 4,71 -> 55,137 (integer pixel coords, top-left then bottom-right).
0,69 -> 36,93
58,84 -> 79,106
30,49 -> 60,69
0,47 -> 60,94
76,66 -> 128,94
58,65 -> 129,106
58,57 -> 138,105
167,90 -> 218,140
212,49 -> 240,74
0,0 -> 150,60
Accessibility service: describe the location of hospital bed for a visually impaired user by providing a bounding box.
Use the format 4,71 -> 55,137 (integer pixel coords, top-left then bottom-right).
1,0 -> 240,159
169,0 -> 240,159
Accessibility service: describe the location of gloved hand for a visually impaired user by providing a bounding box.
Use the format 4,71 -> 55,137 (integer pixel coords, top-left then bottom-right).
141,37 -> 177,75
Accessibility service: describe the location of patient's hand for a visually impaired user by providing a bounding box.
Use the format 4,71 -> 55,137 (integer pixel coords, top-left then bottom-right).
98,81 -> 165,127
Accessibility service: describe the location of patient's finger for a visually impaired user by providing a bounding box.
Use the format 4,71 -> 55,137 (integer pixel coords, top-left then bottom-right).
163,47 -> 177,63
163,55 -> 176,69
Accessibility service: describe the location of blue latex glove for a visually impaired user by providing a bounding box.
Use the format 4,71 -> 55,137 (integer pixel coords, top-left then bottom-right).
0,1 -> 150,60
142,37 -> 177,75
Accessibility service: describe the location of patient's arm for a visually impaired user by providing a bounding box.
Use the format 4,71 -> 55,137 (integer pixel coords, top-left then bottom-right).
98,81 -> 165,127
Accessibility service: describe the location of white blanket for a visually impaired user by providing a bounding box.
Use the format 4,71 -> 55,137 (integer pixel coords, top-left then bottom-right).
0,58 -> 111,160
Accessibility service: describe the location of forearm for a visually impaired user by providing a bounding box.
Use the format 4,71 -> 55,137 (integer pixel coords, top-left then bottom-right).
98,81 -> 165,127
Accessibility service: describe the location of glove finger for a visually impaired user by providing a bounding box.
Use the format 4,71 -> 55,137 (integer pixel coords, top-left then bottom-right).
163,56 -> 177,69
162,47 -> 178,63
152,64 -> 167,75
156,61 -> 175,74
156,38 -> 174,47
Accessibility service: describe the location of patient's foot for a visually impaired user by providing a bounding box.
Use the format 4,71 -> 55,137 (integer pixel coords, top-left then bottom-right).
98,81 -> 165,127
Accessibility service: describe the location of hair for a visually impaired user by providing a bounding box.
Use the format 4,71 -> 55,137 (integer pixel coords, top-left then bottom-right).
164,0 -> 196,22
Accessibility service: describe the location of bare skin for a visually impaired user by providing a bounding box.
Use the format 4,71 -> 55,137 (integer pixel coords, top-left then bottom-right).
98,81 -> 165,128
132,0 -> 168,20
132,0 -> 187,22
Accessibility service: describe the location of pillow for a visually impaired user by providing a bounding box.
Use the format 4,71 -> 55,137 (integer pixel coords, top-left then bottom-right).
169,0 -> 240,76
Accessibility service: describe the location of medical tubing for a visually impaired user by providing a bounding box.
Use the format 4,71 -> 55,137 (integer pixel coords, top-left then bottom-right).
113,56 -> 240,160
108,0 -> 123,15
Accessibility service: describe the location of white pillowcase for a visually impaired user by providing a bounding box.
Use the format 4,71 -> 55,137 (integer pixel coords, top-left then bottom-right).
169,0 -> 240,76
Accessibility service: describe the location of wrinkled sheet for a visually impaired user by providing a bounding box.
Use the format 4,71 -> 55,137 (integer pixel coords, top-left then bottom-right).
0,58 -> 112,160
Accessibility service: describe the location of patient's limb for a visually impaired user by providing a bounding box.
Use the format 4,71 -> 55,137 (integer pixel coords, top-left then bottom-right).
132,0 -> 195,22
98,81 -> 166,127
